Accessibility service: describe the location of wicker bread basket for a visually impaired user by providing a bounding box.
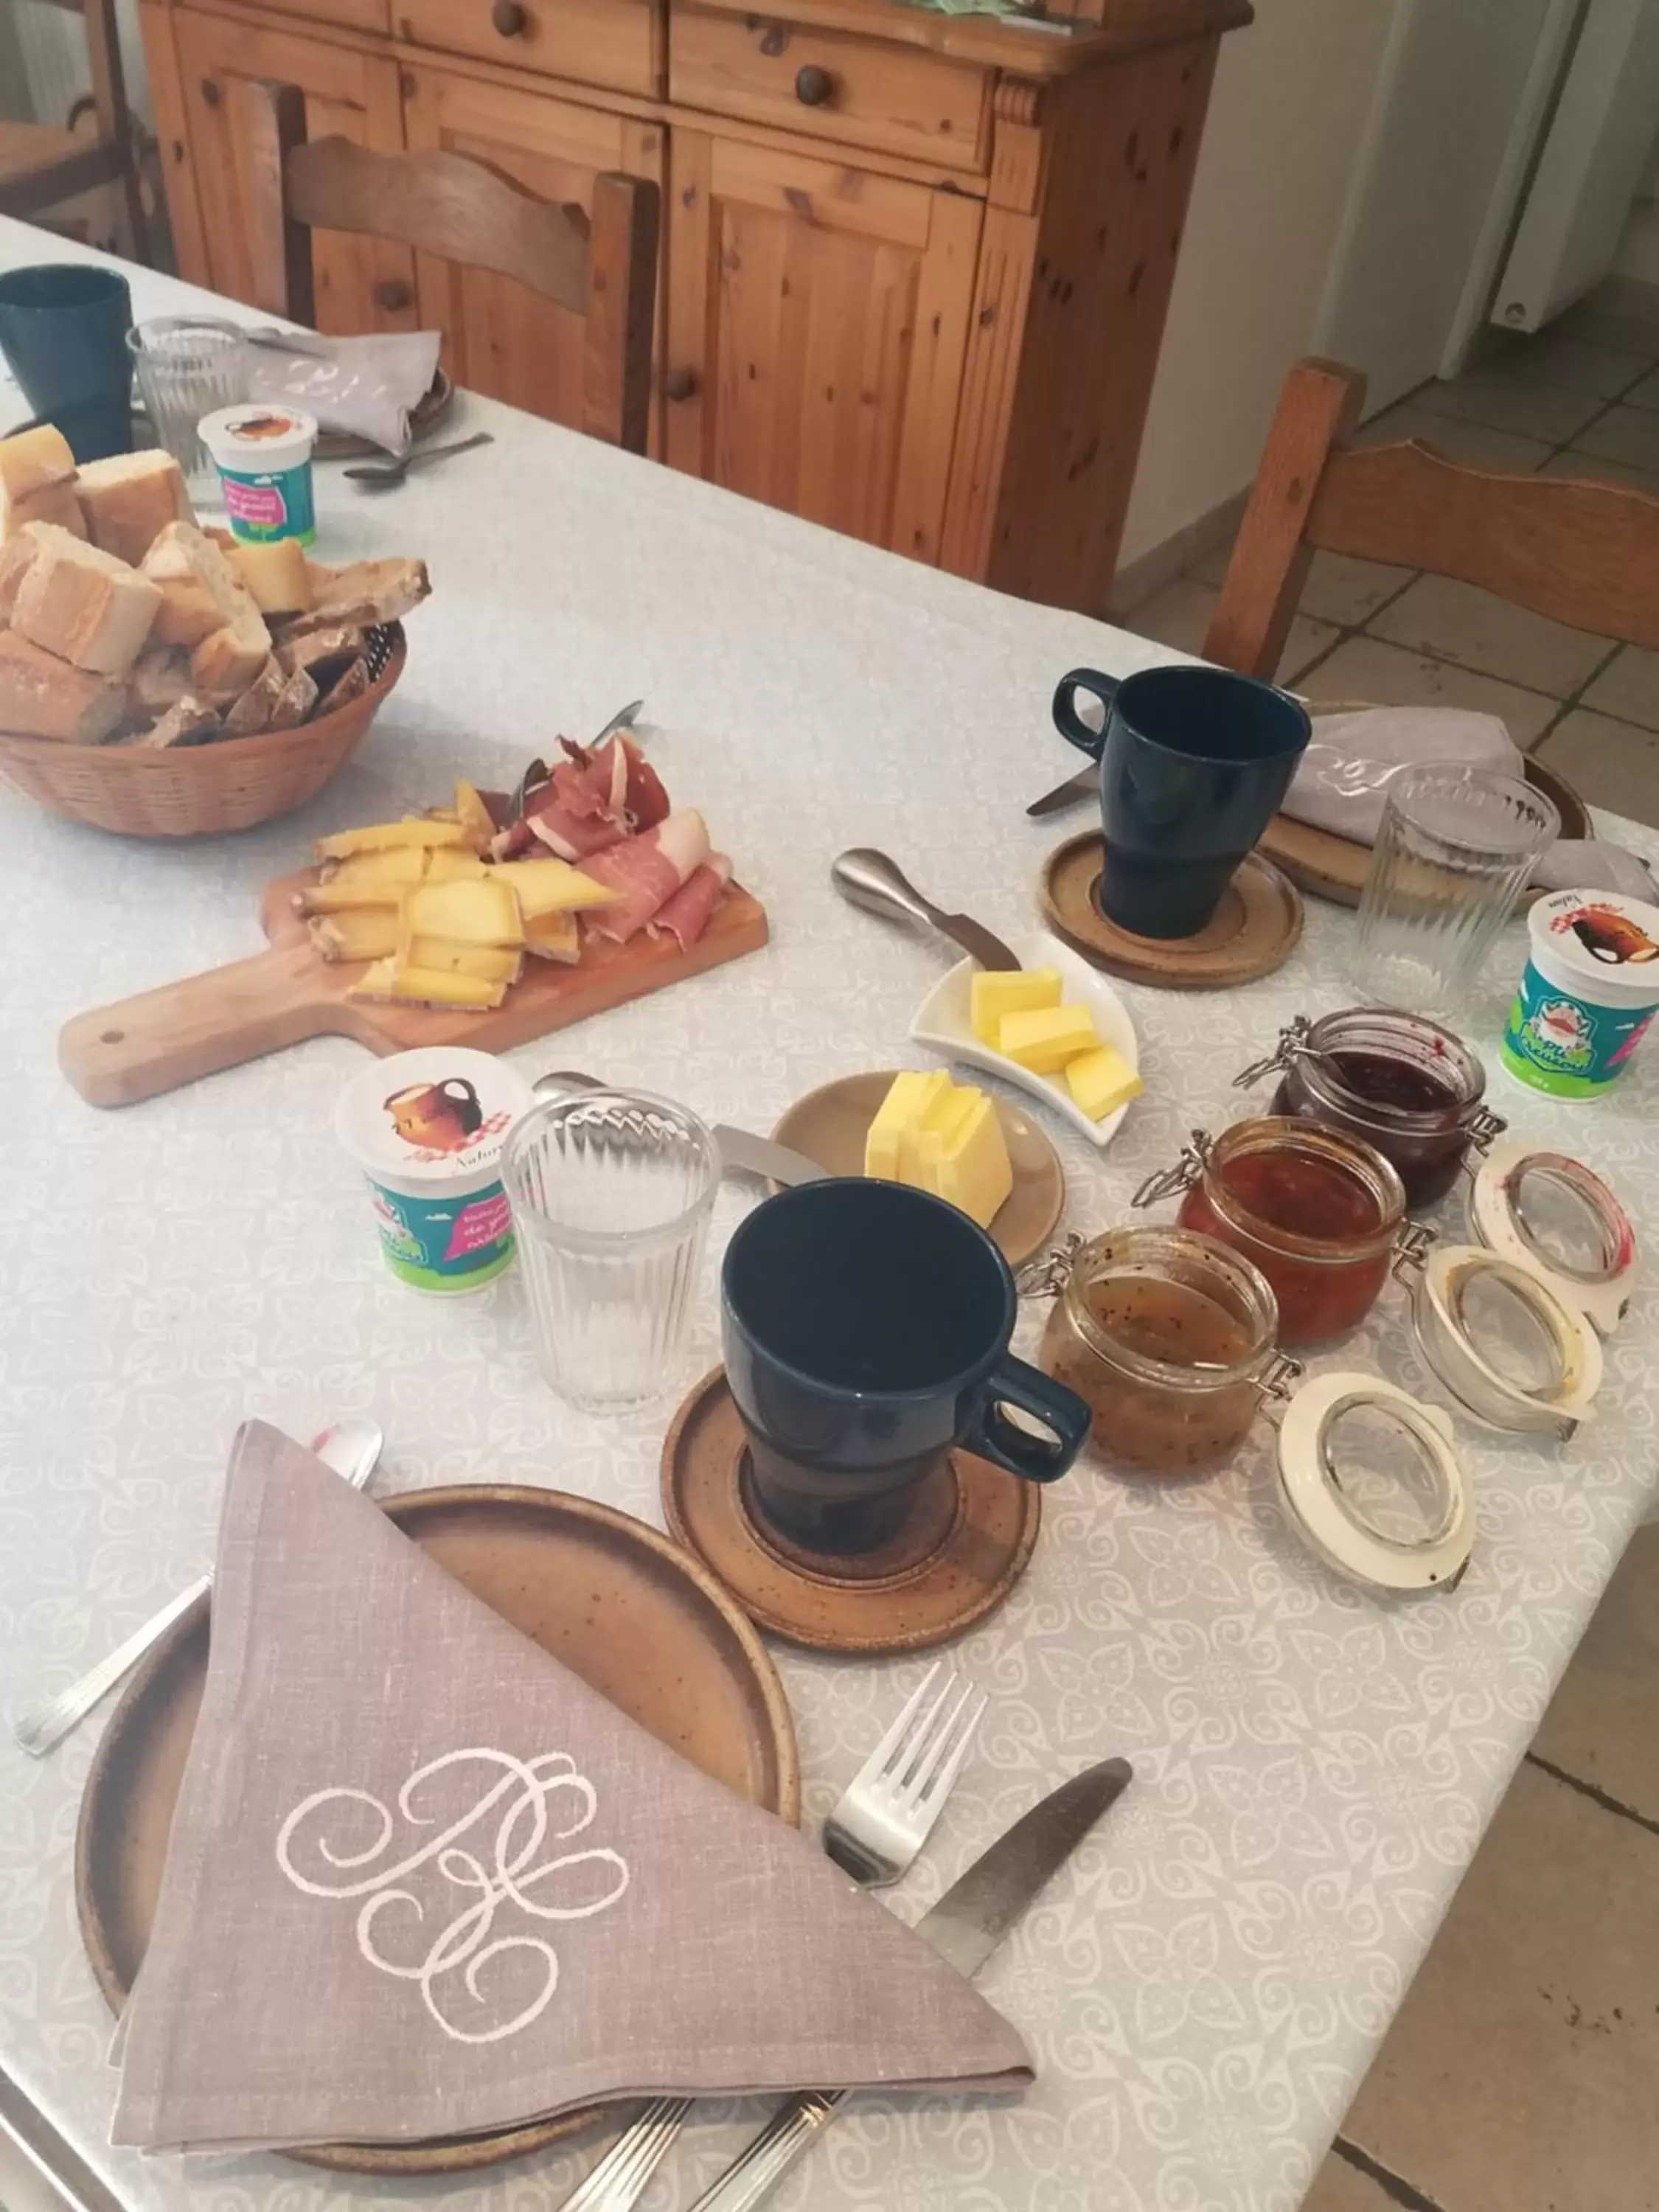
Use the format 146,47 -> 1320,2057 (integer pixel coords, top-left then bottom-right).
0,624 -> 406,838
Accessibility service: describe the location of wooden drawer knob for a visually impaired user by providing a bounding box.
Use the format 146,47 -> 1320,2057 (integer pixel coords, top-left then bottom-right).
794,64 -> 834,107
200,77 -> 221,107
664,367 -> 698,403
491,0 -> 528,35
375,279 -> 414,313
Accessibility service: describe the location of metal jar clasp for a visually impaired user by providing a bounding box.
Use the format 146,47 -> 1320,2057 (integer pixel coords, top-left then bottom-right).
1234,1015 -> 1315,1092
1016,1232 -> 1084,1301
1132,1130 -> 1214,1209
1391,1219 -> 1439,1281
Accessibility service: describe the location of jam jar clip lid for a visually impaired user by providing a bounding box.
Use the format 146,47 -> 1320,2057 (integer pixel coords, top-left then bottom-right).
1404,1242 -> 1603,1440
1274,1371 -> 1473,1594
1234,1012 -> 1507,1152
1469,1143 -> 1637,1336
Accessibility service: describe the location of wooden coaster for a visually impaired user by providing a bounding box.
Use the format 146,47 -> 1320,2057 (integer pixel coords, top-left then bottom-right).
661,1370 -> 1041,1654
1040,832 -> 1303,989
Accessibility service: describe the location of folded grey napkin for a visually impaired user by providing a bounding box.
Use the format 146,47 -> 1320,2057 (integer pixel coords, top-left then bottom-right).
111,1424 -> 1030,2153
243,332 -> 444,455
1287,707 -> 1655,897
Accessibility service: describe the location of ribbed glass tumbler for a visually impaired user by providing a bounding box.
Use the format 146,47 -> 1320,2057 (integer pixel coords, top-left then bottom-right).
503,1090 -> 720,1413
1352,765 -> 1559,1013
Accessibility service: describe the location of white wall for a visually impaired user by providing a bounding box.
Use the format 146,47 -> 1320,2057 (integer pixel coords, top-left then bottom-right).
1611,131 -> 1659,285
1119,0 -> 1402,570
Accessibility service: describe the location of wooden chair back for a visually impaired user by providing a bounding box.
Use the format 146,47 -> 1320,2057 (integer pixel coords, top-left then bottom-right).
234,79 -> 659,453
1206,357 -> 1659,678
0,0 -> 149,260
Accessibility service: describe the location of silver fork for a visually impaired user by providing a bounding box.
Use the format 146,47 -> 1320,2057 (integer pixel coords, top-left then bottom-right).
554,1661 -> 986,2212
10,1420 -> 383,1758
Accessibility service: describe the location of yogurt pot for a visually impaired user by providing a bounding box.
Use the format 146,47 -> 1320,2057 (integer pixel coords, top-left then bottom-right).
198,400 -> 318,545
335,1047 -> 534,1293
1503,888 -> 1659,1097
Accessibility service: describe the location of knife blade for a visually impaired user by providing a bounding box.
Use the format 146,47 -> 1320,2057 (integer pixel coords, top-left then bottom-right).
1026,767 -> 1097,819
830,849 -> 1023,973
712,1125 -> 831,1186
686,1758 -> 1133,2212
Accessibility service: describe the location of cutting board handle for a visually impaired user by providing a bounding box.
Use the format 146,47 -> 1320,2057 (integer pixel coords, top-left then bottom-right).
60,942 -> 336,1107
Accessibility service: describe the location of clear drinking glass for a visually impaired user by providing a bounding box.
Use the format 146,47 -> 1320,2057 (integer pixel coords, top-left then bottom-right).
503,1090 -> 720,1413
128,317 -> 247,502
1352,765 -> 1559,1012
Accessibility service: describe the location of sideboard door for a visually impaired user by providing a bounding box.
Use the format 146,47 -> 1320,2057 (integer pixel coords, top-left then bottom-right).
171,8 -> 414,333
664,128 -> 982,565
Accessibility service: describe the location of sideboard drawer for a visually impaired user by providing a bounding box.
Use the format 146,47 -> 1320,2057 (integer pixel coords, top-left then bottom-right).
393,0 -> 658,98
671,7 -> 989,174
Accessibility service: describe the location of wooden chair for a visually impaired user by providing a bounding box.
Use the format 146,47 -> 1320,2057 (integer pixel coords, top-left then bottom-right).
1206,357 -> 1659,677
0,0 -> 149,260
236,80 -> 659,454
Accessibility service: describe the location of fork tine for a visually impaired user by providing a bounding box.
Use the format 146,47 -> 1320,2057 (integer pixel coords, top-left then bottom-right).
900,1680 -> 975,1805
912,1690 -> 987,1818
892,1669 -> 964,1792
853,1659 -> 939,1786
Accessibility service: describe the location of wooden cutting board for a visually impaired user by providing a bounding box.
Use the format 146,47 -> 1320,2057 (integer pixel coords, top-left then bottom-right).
60,871 -> 770,1107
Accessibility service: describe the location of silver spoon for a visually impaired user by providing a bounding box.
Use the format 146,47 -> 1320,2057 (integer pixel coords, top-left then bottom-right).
344,430 -> 494,487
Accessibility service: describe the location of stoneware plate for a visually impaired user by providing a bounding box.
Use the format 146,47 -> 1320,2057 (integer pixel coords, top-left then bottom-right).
773,1069 -> 1065,1268
1041,837 -> 1304,991
911,928 -> 1140,1151
75,1486 -> 799,2177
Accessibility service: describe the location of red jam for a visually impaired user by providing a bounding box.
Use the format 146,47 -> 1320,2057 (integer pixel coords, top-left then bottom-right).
1173,1119 -> 1405,1346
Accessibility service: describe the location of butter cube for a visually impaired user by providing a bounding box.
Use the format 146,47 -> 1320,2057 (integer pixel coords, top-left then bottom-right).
999,1002 -> 1099,1074
970,967 -> 1061,1046
1065,1044 -> 1144,1122
917,1086 -> 1013,1230
865,1070 -> 952,1181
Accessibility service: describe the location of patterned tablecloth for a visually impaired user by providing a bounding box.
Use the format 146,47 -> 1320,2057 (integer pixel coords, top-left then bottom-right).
1,220 -> 1655,2212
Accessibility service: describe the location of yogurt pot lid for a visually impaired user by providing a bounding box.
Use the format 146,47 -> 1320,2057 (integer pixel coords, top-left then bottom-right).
335,1046 -> 533,1185
198,401 -> 318,456
1528,888 -> 1659,999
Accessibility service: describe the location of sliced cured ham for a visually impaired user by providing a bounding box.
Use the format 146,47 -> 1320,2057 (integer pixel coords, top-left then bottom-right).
560,731 -> 669,833
495,729 -> 668,860
647,854 -> 731,950
582,810 -> 711,942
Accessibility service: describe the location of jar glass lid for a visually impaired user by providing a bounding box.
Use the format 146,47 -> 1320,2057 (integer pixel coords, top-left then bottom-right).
1276,1372 -> 1472,1593
1409,1245 -> 1602,1438
1470,1144 -> 1637,1333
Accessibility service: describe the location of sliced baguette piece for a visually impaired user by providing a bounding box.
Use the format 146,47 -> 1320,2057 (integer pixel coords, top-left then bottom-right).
315,655 -> 371,717
11,524 -> 163,677
0,630 -> 127,743
0,529 -> 39,619
131,644 -> 192,715
142,520 -> 271,653
74,451 -> 194,566
5,479 -> 87,545
228,536 -> 313,616
267,664 -> 319,731
0,425 -> 75,529
189,602 -> 274,701
284,556 -> 429,636
221,655 -> 287,735
126,695 -> 221,749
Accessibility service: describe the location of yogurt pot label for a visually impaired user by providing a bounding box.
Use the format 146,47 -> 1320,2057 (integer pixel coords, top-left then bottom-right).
1503,889 -> 1659,1098
335,1048 -> 535,1294
198,402 -> 319,547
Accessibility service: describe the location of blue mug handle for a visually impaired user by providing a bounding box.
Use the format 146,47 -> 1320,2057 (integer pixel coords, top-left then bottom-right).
964,1354 -> 1091,1484
1051,668 -> 1121,762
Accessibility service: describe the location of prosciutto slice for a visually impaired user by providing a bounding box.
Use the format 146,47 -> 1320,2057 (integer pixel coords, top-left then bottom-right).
495,730 -> 670,860
582,810 -> 711,942
647,854 -> 731,950
563,731 -> 670,834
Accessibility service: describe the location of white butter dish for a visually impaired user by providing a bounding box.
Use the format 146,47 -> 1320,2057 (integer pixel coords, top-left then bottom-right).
911,931 -> 1140,1150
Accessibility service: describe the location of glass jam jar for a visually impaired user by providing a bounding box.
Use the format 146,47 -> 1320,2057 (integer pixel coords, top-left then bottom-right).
1133,1119 -> 1423,1348
1036,1226 -> 1297,1475
1236,1010 -> 1505,1208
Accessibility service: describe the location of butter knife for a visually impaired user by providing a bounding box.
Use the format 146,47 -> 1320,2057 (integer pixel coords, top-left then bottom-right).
1026,767 -> 1097,819
686,1757 -> 1133,2211
532,1071 -> 830,1186
830,849 -> 1021,972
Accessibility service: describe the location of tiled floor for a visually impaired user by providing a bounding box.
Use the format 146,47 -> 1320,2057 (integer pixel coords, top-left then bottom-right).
1127,282 -> 1659,2212
1127,290 -> 1659,828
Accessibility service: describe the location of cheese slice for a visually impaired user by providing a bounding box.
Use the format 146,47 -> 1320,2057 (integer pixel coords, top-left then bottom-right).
970,967 -> 1061,1046
423,849 -> 493,886
401,936 -> 524,985
307,908 -> 402,963
521,909 -> 582,963
864,1071 -> 952,1181
999,1003 -> 1099,1074
348,959 -> 506,1010
1065,1044 -> 1143,1122
314,818 -> 473,861
493,857 -> 621,917
403,876 -> 524,948
914,1085 -> 1012,1230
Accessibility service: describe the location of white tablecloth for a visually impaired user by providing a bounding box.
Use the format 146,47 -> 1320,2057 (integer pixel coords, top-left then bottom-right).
1,219 -> 1655,2212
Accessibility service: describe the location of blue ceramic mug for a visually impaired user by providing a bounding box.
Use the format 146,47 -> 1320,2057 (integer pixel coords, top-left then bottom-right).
1052,664 -> 1312,939
722,1178 -> 1090,1557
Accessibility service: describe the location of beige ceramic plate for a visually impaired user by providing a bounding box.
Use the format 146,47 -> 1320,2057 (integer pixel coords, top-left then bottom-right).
773,1071 -> 1065,1270
75,1486 -> 798,2177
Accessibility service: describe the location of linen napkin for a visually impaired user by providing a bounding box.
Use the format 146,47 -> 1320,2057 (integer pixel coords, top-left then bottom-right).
111,1424 -> 1031,2152
1286,706 -> 1655,897
242,332 -> 444,454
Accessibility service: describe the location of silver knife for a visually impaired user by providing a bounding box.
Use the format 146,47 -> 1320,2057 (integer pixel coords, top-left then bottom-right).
532,1071 -> 830,1186
830,849 -> 1022,973
1026,768 -> 1096,819
686,1757 -> 1133,2212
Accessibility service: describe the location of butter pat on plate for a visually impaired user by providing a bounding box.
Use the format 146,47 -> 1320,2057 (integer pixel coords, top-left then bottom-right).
970,967 -> 1060,1045
863,1070 -> 1013,1229
910,931 -> 1141,1150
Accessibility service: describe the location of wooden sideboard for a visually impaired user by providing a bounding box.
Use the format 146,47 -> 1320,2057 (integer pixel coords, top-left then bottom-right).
138,0 -> 1251,615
